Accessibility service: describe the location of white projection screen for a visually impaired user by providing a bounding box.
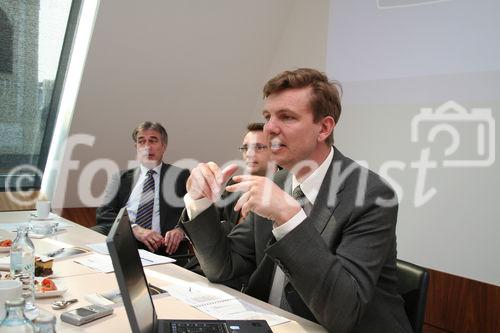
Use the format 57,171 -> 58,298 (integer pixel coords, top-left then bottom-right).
327,0 -> 499,285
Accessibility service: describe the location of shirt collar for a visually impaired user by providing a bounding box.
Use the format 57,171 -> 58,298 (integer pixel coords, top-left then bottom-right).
292,147 -> 334,204
139,162 -> 163,177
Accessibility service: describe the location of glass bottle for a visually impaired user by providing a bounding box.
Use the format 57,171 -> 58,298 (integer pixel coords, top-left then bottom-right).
33,313 -> 56,333
9,226 -> 36,313
21,291 -> 38,321
0,298 -> 35,333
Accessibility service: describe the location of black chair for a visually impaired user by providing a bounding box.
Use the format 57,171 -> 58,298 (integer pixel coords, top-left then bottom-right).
396,259 -> 429,333
168,240 -> 196,267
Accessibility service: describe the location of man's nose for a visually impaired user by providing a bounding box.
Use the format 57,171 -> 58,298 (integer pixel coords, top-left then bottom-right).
246,148 -> 256,157
264,119 -> 279,135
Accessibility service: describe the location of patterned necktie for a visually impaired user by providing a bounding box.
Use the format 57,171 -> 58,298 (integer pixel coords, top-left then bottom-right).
279,185 -> 312,311
135,169 -> 156,229
292,185 -> 313,216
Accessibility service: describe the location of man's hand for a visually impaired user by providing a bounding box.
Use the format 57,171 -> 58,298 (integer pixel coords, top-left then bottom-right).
132,226 -> 164,252
226,175 -> 302,226
164,228 -> 185,255
186,163 -> 238,201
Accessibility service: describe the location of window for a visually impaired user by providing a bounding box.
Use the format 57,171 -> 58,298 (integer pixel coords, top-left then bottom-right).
0,0 -> 81,192
0,9 -> 13,74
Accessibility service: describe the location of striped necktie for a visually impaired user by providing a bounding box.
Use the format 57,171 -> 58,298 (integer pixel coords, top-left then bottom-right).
135,169 -> 156,229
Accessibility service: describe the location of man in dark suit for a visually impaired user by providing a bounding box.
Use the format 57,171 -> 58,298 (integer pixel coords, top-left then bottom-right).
189,122 -> 276,287
94,121 -> 189,256
181,69 -> 412,332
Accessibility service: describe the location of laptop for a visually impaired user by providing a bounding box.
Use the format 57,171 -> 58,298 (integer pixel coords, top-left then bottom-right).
106,207 -> 273,333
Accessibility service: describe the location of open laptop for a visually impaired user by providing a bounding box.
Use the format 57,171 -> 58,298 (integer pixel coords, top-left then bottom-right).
106,207 -> 273,333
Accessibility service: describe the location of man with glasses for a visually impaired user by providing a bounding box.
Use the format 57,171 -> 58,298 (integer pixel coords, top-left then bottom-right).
220,122 -> 277,229
181,69 -> 411,332
94,121 -> 190,256
239,122 -> 274,177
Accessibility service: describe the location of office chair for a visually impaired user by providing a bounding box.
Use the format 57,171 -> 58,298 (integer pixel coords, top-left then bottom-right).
396,259 -> 429,333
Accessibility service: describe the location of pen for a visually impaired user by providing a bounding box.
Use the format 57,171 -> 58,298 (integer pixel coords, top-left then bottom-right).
47,248 -> 65,257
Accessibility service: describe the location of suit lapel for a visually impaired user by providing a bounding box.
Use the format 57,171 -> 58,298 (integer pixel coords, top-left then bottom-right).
122,168 -> 140,202
159,163 -> 169,235
250,149 -> 351,301
307,148 -> 348,234
248,254 -> 275,300
274,147 -> 348,235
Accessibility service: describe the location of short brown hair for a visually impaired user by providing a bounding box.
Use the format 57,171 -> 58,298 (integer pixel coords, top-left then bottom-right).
246,122 -> 264,132
132,121 -> 168,145
263,68 -> 341,145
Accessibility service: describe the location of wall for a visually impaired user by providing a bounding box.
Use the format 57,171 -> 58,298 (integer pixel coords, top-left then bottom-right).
53,0 -> 330,209
327,0 -> 500,287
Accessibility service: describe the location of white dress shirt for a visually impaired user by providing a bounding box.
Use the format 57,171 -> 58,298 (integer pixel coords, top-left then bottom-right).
126,163 -> 163,233
271,147 -> 334,240
268,148 -> 334,307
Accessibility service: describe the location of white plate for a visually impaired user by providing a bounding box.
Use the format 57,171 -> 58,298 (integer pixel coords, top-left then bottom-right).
35,288 -> 67,298
34,279 -> 67,298
0,256 -> 9,270
29,229 -> 66,239
29,212 -> 57,221
0,246 -> 11,253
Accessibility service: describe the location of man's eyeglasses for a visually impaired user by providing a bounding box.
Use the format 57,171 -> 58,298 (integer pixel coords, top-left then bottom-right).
238,144 -> 268,153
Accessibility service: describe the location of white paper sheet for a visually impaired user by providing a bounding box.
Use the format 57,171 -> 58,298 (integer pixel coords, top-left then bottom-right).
86,242 -> 109,255
164,283 -> 289,327
74,250 -> 175,273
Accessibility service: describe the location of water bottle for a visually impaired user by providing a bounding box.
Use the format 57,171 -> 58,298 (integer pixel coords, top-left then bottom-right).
0,298 -> 35,333
21,291 -> 38,321
33,313 -> 56,333
9,226 -> 36,314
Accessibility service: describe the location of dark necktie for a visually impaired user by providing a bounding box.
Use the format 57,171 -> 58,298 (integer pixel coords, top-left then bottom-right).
279,185 -> 312,311
292,185 -> 313,216
135,169 -> 156,229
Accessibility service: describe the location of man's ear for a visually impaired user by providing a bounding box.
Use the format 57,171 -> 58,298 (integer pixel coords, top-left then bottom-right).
318,116 -> 335,143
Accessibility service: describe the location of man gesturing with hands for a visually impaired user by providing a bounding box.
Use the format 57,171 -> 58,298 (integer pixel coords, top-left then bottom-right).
181,69 -> 411,333
187,162 -> 300,224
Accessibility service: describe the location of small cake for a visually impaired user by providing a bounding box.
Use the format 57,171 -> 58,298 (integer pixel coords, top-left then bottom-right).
35,257 -> 54,277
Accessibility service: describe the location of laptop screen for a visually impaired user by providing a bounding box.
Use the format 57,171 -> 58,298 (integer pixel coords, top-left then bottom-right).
106,207 -> 156,333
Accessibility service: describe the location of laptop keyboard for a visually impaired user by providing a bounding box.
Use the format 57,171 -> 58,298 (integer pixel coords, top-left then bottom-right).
170,322 -> 228,333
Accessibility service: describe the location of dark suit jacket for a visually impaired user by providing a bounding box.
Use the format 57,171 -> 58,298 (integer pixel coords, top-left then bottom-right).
182,148 -> 412,333
185,179 -> 247,285
202,179 -> 250,289
217,178 -> 244,232
96,163 -> 189,237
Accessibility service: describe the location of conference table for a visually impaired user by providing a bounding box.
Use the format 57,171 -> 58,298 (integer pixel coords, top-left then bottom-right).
0,211 -> 326,333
